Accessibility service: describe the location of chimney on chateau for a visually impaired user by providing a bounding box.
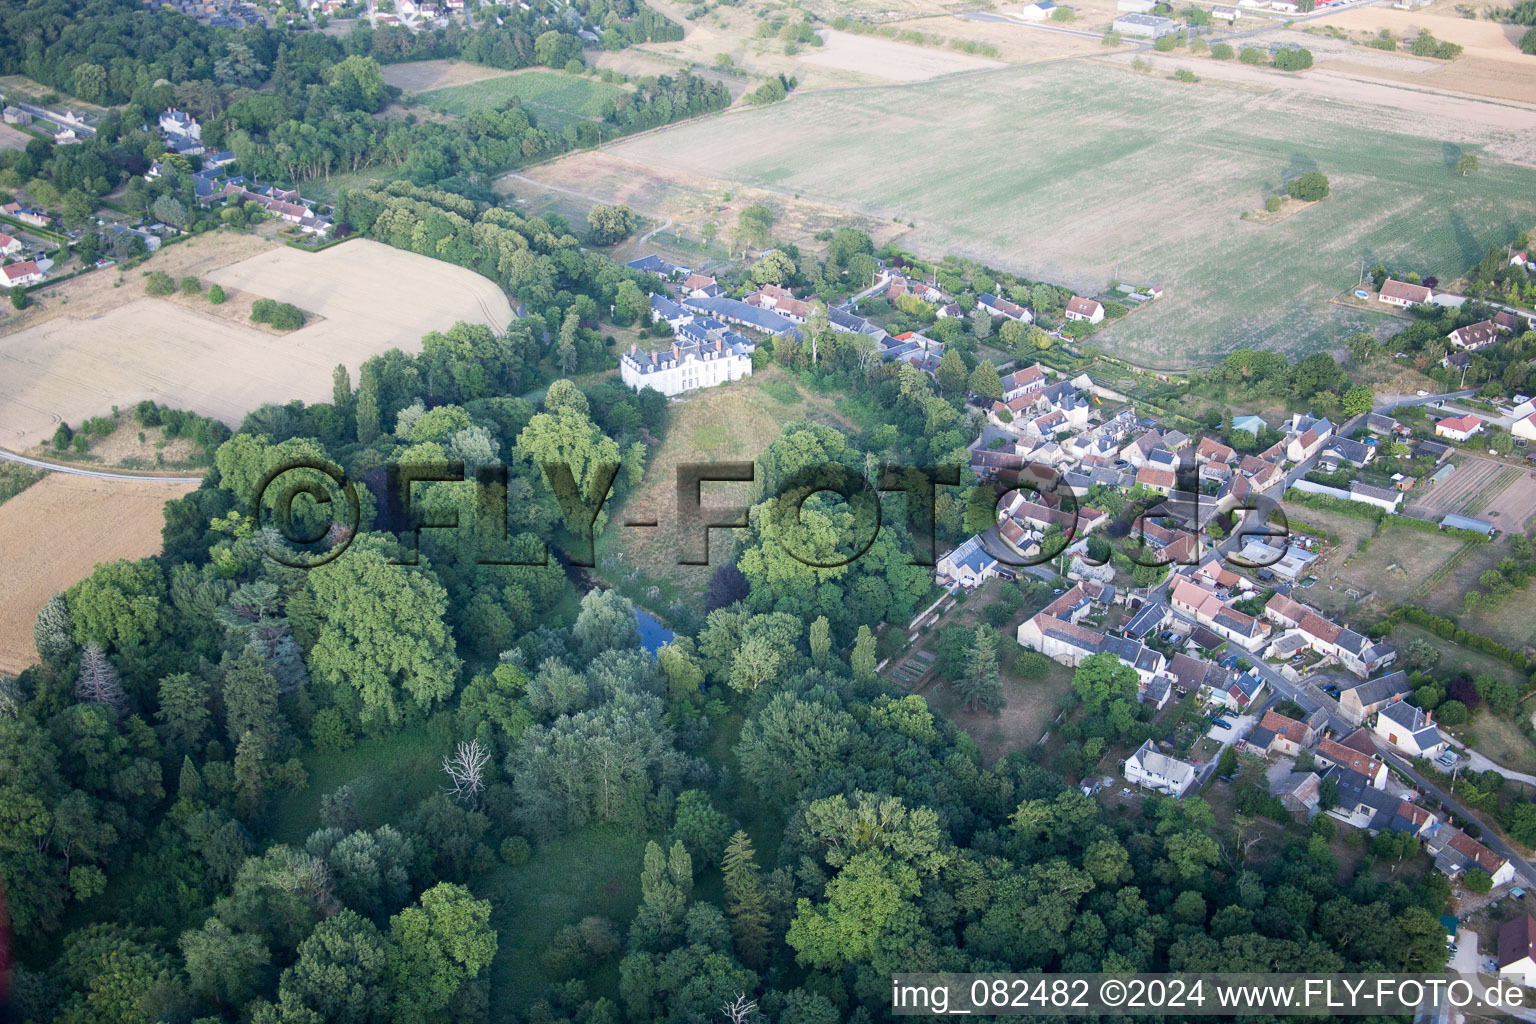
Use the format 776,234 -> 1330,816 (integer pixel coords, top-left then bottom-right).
629,343 -> 637,354
671,343 -> 680,361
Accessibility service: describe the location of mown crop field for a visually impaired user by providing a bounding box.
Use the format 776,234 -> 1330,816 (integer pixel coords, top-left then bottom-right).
606,61 -> 1536,366
420,69 -> 625,131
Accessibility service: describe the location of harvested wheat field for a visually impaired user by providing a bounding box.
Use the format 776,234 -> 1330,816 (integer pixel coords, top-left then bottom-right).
0,473 -> 196,674
0,238 -> 512,450
0,123 -> 31,151
796,30 -> 1006,81
379,58 -> 516,93
1309,6 -> 1536,103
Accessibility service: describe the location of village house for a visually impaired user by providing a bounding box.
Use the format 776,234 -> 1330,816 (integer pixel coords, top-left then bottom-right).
1203,667 -> 1265,712
1499,916 -> 1536,989
1325,767 -> 1435,835
1372,699 -> 1447,758
1064,295 -> 1105,324
746,283 -> 812,323
1448,320 -> 1501,351
1264,593 -> 1396,679
1435,413 -> 1484,442
1336,671 -> 1411,725
626,254 -> 686,279
1430,828 -> 1515,887
1513,412 -> 1536,442
1378,278 -> 1433,307
0,232 -> 21,256
935,535 -> 1005,590
976,292 -> 1032,321
681,273 -> 723,298
1314,733 -> 1388,788
1169,577 -> 1271,651
0,260 -> 45,288
1284,413 -> 1334,462
1247,707 -> 1327,757
1124,740 -> 1199,797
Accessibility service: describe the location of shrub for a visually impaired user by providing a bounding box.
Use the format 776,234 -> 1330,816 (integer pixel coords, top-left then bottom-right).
500,836 -> 532,866
1286,171 -> 1330,201
1173,68 -> 1198,82
1239,46 -> 1265,64
9,288 -> 27,310
180,275 -> 201,296
310,708 -> 355,753
144,270 -> 175,296
1265,195 -> 1283,213
1210,41 -> 1234,59
268,302 -> 305,331
1523,27 -> 1536,54
1016,651 -> 1052,678
1273,46 -> 1313,70
52,422 -> 73,450
250,298 -> 278,323
208,283 -> 226,304
1436,699 -> 1469,726
1153,32 -> 1178,51
1463,868 -> 1493,894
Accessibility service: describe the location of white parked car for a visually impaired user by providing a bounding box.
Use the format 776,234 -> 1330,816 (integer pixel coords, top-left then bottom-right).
1417,389 -> 1430,397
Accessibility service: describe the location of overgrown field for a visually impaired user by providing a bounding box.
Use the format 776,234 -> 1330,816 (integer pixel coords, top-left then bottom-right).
419,70 -> 625,131
607,61 -> 1536,365
595,368 -> 856,613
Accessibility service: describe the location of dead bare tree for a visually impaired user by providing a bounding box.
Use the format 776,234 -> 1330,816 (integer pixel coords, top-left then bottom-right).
442,739 -> 490,807
720,995 -> 758,1024
75,643 -> 127,717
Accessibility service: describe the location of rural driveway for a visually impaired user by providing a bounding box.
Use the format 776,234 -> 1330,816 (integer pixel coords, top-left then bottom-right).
0,448 -> 204,484
1447,739 -> 1536,787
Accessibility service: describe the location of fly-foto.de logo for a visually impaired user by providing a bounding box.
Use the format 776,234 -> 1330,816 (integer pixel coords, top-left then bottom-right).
250,457 -> 1293,572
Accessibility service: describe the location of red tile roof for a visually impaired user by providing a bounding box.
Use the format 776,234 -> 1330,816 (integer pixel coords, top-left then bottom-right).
1380,278 -> 1431,304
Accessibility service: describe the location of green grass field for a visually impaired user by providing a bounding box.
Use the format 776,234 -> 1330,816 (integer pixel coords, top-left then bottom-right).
420,70 -> 625,132
609,61 -> 1536,366
476,824 -> 652,1018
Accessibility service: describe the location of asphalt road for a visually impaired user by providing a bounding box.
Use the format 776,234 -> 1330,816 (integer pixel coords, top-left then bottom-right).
0,448 -> 204,484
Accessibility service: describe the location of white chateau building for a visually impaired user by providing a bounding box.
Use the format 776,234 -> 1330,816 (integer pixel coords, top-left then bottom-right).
620,309 -> 756,397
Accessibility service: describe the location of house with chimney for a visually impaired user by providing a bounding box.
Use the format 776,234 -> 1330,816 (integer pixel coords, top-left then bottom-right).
1002,363 -> 1047,402
1284,413 -> 1333,463
1247,707 -> 1327,757
0,260 -> 45,288
1263,593 -> 1396,678
1372,698 -> 1447,758
1169,577 -> 1271,651
619,317 -> 755,397
1336,670 -> 1411,725
1206,668 -> 1266,712
1430,827 -> 1514,887
1448,320 -> 1501,351
1314,733 -> 1388,788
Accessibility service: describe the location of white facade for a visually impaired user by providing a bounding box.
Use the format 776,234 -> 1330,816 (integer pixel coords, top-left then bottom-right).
620,344 -> 752,398
1125,740 -> 1198,797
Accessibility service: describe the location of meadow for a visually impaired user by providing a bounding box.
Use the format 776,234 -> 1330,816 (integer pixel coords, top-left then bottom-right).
594,367 -> 857,613
605,60 -> 1536,366
419,70 -> 626,132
